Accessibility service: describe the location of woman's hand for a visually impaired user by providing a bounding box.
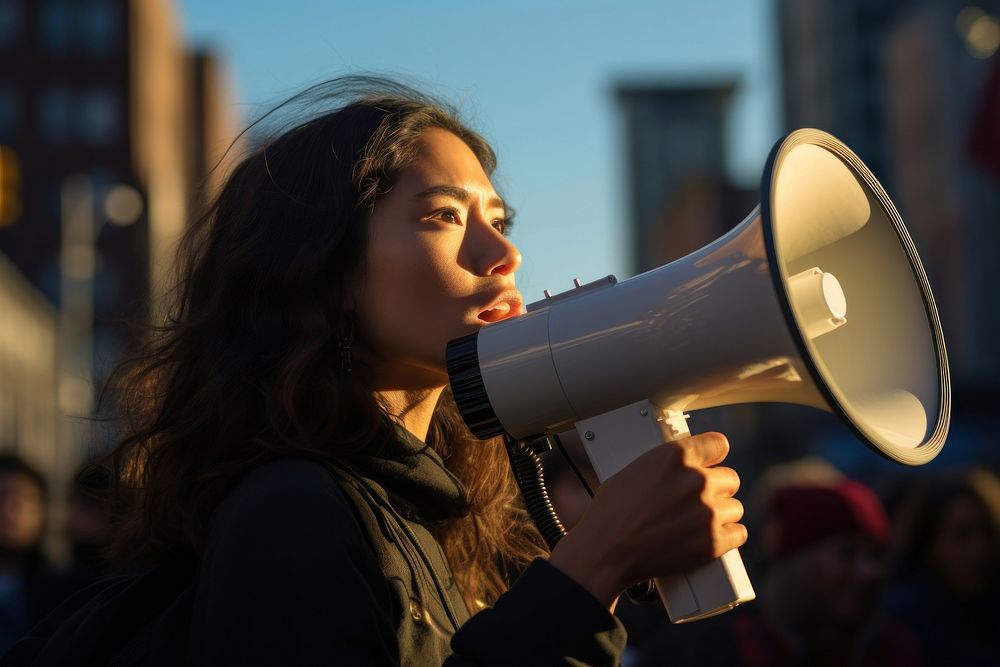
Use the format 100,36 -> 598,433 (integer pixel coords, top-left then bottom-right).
547,432 -> 747,607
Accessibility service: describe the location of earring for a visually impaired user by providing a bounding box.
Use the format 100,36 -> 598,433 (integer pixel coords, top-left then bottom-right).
339,319 -> 354,373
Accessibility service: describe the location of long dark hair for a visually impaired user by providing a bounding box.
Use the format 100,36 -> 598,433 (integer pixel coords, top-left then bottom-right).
108,76 -> 545,609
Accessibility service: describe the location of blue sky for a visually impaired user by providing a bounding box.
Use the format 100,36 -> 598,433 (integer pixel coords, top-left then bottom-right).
177,0 -> 781,302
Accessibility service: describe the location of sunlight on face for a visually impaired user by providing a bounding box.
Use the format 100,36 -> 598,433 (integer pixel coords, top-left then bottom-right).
355,128 -> 524,390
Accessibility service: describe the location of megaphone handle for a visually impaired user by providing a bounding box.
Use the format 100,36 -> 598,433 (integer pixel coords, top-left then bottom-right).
575,401 -> 756,624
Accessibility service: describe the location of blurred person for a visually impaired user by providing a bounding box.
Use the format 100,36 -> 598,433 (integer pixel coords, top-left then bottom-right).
25,461 -> 120,615
747,480 -> 920,666
745,457 -> 844,527
638,478 -> 920,666
742,456 -> 844,568
6,77 -> 748,665
888,469 -> 1000,666
0,456 -> 49,653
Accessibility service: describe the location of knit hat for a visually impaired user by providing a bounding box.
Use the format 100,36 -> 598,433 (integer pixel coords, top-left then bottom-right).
767,479 -> 890,561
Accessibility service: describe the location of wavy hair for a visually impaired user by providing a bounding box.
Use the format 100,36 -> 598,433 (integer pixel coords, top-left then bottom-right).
107,76 -> 545,610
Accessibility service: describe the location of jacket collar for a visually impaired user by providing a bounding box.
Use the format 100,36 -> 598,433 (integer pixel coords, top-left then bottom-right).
350,423 -> 469,522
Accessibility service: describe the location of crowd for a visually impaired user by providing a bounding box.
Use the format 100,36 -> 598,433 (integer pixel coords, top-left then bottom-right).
1,448 -> 995,665
546,452 -> 1000,667
0,456 -> 112,655
0,446 -> 996,665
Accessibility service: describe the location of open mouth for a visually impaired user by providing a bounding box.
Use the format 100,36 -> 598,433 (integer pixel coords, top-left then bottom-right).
478,301 -> 514,323
477,292 -> 523,324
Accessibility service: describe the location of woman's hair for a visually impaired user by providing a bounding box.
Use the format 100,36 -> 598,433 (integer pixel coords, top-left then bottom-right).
107,76 -> 545,609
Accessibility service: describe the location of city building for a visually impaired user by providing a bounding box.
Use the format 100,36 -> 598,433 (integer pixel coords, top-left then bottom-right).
777,0 -> 911,184
778,0 -> 1000,388
883,1 -> 1000,388
616,80 -> 753,272
0,0 -> 242,494
777,0 -> 1000,470
0,252 -> 57,474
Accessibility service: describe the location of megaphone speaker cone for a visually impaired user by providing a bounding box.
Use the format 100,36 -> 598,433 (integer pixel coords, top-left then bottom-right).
762,129 -> 950,465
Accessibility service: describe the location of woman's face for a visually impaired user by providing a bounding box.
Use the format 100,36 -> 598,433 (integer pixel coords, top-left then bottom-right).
356,128 -> 523,388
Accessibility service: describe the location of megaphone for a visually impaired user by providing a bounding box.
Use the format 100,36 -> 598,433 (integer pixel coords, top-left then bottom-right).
446,129 -> 950,623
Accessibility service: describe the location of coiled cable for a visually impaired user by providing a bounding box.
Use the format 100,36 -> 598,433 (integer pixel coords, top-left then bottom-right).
504,435 -> 566,549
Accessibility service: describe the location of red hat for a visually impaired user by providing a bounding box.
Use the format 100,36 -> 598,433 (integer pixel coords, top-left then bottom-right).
767,479 -> 890,561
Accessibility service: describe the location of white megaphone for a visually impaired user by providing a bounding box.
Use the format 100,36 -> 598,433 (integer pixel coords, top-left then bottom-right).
446,129 -> 950,623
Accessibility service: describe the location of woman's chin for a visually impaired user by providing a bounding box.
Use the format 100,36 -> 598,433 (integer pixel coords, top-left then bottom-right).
372,360 -> 450,392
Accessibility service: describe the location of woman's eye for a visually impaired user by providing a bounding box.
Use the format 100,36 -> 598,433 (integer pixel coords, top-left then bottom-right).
492,219 -> 508,235
430,208 -> 461,225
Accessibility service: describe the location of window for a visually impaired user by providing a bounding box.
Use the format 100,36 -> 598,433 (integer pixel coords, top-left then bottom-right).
0,0 -> 20,48
39,85 -> 73,144
0,83 -> 16,143
40,0 -> 74,54
38,86 -> 120,145
41,0 -> 121,56
81,0 -> 120,55
79,87 -> 118,144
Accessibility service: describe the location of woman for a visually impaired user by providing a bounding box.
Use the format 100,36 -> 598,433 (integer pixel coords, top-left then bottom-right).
24,77 -> 747,665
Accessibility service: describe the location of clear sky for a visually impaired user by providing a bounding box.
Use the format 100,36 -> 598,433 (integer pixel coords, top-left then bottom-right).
177,0 -> 781,303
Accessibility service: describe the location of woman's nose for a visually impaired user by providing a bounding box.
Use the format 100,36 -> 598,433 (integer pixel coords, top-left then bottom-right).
470,218 -> 521,277
485,234 -> 521,276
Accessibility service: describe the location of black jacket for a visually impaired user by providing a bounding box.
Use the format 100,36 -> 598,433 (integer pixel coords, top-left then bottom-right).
6,426 -> 627,665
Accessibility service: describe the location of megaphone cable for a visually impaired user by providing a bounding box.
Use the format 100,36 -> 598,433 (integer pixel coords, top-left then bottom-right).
505,434 -> 660,605
503,435 -> 566,549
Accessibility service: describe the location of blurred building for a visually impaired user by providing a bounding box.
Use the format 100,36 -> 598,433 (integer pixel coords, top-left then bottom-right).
777,0 -> 912,182
778,0 -> 1000,393
0,252 -> 57,474
616,80 -> 757,272
883,2 -> 1000,390
187,49 -> 243,219
0,0 -> 241,491
0,250 -> 65,555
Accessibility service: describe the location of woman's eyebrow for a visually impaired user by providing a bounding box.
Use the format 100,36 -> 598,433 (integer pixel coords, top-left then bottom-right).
414,185 -> 506,211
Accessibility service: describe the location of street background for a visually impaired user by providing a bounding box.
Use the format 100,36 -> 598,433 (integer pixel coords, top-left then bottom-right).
0,0 -> 998,662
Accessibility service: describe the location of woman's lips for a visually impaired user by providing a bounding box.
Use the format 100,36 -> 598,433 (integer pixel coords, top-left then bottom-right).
477,292 -> 524,323
478,301 -> 513,323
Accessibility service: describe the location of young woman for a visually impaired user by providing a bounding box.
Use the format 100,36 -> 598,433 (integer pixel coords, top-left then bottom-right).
21,78 -> 748,665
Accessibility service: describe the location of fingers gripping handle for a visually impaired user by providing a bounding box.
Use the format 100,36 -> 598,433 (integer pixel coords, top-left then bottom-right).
656,410 -> 756,622
575,400 -> 756,623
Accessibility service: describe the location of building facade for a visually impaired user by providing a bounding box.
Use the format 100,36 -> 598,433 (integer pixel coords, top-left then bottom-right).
0,0 -> 241,488
779,0 -> 1000,388
616,81 -> 747,272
